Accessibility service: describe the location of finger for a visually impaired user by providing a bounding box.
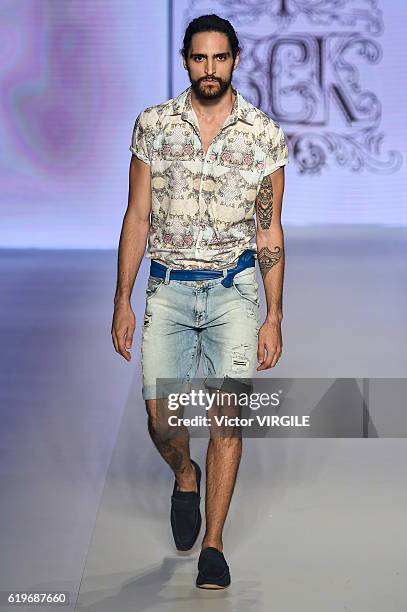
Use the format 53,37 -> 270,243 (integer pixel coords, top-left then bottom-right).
119,343 -> 131,361
270,348 -> 282,368
263,344 -> 277,369
257,345 -> 268,370
257,339 -> 265,366
111,328 -> 119,353
118,328 -> 131,361
125,326 -> 135,350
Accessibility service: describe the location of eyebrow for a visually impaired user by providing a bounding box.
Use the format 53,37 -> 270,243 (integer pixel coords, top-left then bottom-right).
190,52 -> 231,58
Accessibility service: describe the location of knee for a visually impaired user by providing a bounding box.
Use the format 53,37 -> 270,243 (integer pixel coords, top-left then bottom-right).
209,435 -> 242,450
145,399 -> 177,442
145,400 -> 161,436
145,399 -> 157,421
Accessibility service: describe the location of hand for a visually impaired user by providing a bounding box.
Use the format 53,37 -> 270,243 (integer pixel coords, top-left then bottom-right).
111,300 -> 136,362
257,318 -> 282,370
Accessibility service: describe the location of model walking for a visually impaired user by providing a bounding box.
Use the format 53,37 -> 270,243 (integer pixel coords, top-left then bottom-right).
112,13 -> 288,589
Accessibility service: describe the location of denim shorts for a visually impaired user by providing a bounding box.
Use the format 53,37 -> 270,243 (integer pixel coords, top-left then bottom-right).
140,266 -> 260,400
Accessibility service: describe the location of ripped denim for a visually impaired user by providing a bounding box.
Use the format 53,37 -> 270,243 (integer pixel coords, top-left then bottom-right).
141,267 -> 260,400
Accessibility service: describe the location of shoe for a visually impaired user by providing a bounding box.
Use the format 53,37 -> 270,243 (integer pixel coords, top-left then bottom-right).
170,459 -> 202,551
196,547 -> 231,589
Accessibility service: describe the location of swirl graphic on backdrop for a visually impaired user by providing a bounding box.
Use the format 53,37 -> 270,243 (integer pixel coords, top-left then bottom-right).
184,0 -> 401,174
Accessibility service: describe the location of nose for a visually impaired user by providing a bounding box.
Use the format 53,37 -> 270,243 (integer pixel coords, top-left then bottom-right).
205,58 -> 215,76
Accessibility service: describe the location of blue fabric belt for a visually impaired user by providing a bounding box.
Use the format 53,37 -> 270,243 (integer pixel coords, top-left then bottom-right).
150,249 -> 256,288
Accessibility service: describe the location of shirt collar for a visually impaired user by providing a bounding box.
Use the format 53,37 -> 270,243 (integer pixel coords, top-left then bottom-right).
169,85 -> 256,128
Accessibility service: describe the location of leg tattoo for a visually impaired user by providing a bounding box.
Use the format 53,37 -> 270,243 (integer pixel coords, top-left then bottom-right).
146,400 -> 196,490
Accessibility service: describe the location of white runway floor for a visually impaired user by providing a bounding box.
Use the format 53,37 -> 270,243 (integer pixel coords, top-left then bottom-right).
0,226 -> 406,611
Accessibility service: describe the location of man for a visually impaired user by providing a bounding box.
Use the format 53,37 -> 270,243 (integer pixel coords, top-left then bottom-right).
111,14 -> 288,589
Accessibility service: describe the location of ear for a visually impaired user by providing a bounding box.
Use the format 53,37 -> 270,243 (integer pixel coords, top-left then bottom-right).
233,52 -> 240,70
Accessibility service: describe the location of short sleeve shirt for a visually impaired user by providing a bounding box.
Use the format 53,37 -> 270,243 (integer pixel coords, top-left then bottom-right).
130,85 -> 289,270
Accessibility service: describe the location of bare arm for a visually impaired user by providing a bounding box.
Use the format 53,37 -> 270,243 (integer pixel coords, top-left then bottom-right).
111,155 -> 151,360
255,166 -> 286,369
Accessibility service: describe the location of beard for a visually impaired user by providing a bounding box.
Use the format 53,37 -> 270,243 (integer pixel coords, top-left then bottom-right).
188,71 -> 233,101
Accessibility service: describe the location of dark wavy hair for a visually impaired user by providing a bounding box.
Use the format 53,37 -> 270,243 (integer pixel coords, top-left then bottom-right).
181,14 -> 241,62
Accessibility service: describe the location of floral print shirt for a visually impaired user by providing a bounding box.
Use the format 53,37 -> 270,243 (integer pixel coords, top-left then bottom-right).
130,85 -> 289,270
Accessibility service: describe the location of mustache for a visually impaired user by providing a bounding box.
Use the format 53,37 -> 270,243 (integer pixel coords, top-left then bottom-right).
200,77 -> 221,82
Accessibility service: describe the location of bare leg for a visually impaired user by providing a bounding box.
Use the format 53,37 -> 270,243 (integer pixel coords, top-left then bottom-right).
202,437 -> 242,552
145,397 -> 197,492
201,392 -> 242,551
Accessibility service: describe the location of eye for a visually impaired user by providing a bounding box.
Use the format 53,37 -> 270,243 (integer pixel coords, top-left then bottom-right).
194,55 -> 204,61
217,54 -> 227,61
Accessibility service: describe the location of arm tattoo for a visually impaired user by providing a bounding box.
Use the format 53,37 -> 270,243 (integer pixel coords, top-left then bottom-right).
258,246 -> 282,280
256,174 -> 273,229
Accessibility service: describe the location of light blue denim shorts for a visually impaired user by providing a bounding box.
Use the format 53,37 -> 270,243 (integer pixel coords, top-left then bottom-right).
140,266 -> 260,400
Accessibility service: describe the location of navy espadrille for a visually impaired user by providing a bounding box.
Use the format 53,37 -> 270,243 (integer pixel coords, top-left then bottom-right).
196,546 -> 231,589
170,459 -> 202,551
